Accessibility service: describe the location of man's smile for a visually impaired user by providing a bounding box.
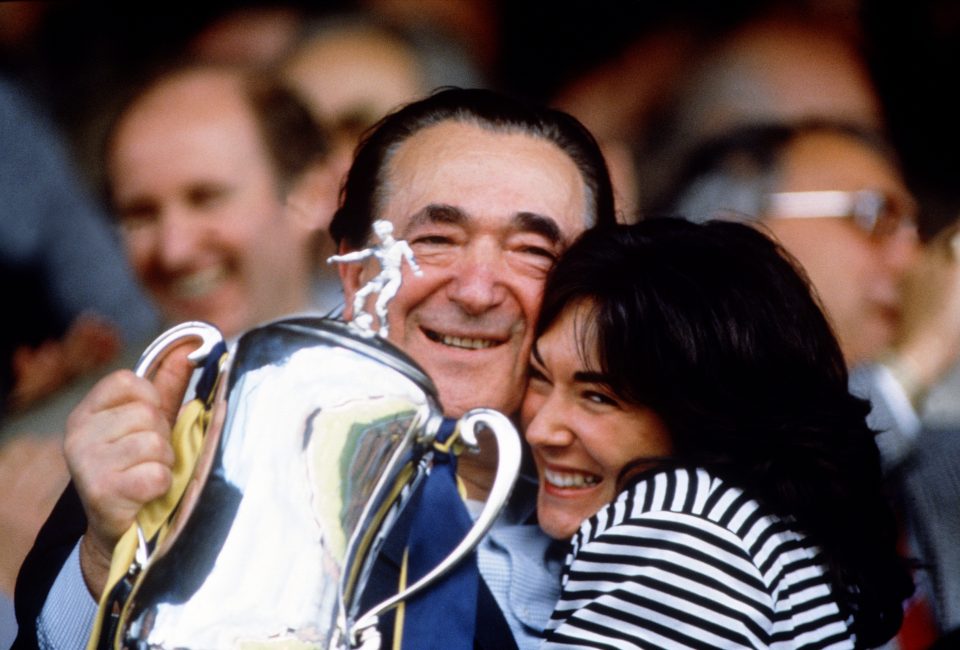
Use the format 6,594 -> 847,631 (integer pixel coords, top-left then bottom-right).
422,327 -> 503,350
166,264 -> 230,300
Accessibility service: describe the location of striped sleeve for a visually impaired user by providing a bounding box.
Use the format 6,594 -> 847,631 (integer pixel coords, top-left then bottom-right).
544,468 -> 855,650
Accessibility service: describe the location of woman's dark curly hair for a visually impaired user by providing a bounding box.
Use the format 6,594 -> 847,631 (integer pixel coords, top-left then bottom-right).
536,218 -> 913,647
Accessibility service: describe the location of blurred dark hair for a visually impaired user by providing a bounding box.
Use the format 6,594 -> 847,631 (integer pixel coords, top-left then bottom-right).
104,63 -> 328,201
243,70 -> 329,193
537,218 -> 912,647
330,87 -> 616,249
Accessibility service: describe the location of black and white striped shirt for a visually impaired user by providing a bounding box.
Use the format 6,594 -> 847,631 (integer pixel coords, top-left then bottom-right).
544,467 -> 855,649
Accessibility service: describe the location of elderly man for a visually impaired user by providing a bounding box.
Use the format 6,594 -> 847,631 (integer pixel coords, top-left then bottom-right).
15,88 -> 615,649
330,89 -> 615,649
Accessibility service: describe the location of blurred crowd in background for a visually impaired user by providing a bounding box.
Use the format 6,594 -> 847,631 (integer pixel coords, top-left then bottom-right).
5,0 -> 960,228
3,0 -> 960,647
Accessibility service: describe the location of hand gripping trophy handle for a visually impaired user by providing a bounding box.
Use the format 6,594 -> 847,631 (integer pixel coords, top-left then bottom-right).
130,320 -> 225,569
349,408 -> 522,649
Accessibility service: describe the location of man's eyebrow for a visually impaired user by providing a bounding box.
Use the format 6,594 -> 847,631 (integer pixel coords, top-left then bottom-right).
513,212 -> 563,246
405,204 -> 468,233
403,204 -> 564,247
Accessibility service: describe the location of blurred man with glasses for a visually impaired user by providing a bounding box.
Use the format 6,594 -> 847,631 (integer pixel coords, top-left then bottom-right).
662,122 -> 932,376
659,120 -> 960,635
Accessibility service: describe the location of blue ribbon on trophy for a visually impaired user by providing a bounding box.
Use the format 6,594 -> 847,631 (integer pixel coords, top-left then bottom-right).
397,417 -> 478,649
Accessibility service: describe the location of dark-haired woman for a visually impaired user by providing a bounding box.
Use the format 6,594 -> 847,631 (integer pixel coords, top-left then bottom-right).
522,219 -> 913,648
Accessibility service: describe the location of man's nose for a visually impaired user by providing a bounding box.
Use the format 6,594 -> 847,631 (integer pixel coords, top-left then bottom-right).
447,242 -> 507,314
157,207 -> 204,270
880,225 -> 920,276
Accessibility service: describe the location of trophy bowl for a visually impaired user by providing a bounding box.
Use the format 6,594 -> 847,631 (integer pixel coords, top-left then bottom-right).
105,317 -> 520,649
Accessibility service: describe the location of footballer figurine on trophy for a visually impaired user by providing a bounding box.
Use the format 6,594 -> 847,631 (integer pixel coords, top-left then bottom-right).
328,219 -> 423,338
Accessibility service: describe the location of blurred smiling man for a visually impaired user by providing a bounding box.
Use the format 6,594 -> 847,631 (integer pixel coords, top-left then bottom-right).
108,64 -> 340,339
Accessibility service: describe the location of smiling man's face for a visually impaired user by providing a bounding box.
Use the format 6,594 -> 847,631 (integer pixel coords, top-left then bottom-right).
111,70 -> 319,339
340,120 -> 590,417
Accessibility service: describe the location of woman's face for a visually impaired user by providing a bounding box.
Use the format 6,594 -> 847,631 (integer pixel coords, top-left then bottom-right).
521,301 -> 673,539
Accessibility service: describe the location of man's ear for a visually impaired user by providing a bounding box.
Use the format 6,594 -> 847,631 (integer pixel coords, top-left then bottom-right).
337,240 -> 363,320
285,161 -> 340,233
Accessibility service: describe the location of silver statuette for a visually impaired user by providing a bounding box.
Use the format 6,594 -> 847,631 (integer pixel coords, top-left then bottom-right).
328,220 -> 422,338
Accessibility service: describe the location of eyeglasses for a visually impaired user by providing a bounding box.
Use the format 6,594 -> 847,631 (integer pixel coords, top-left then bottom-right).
766,189 -> 918,239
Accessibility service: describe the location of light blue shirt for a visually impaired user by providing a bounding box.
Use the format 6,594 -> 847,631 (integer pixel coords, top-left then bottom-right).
474,475 -> 565,650
38,543 -> 97,649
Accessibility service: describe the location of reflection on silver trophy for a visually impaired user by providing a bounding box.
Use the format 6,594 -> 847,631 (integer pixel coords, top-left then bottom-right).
98,223 -> 521,649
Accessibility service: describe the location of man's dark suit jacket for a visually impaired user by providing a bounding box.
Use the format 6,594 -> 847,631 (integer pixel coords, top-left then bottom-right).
13,483 -> 86,649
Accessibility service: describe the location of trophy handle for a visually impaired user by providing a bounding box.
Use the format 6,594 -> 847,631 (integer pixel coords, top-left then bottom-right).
131,320 -> 225,566
134,320 -> 224,380
352,408 -> 522,639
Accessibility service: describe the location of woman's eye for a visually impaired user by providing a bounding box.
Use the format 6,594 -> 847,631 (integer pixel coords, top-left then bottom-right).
583,390 -> 618,407
528,366 -> 548,383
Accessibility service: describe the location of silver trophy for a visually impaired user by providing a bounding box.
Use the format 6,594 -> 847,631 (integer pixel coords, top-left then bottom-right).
105,227 -> 521,649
